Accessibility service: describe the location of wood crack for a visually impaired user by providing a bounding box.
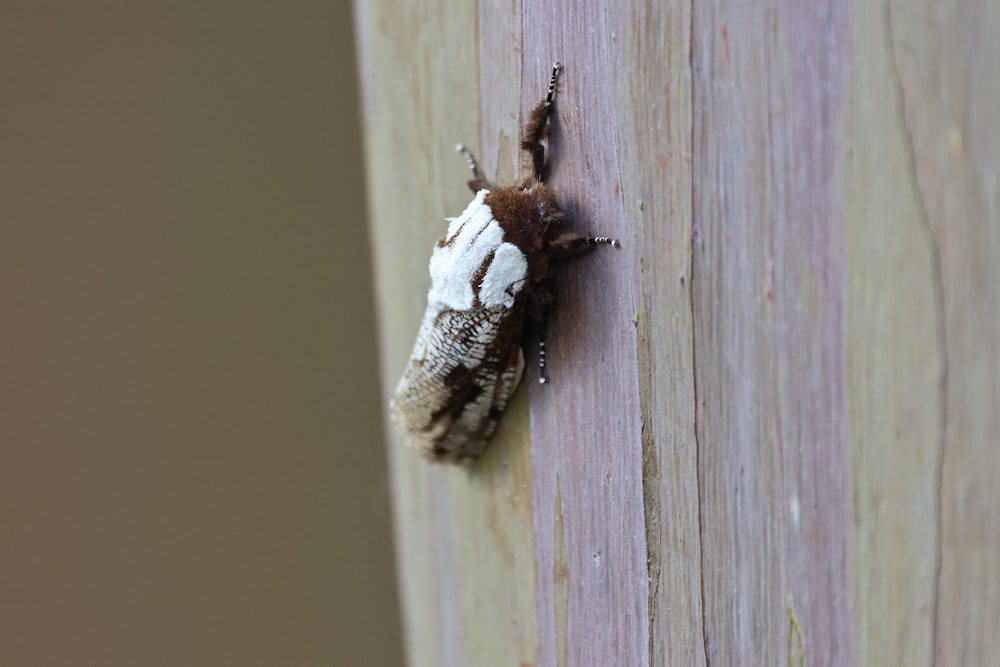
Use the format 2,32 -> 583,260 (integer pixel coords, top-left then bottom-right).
689,2 -> 709,663
883,2 -> 949,663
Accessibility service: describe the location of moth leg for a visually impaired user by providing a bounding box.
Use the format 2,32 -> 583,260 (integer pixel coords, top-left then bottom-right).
547,233 -> 620,261
455,143 -> 490,192
527,280 -> 555,384
534,234 -> 618,383
538,327 -> 550,384
521,61 -> 562,181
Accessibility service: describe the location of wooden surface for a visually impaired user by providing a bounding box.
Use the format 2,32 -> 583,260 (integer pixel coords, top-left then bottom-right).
355,0 -> 999,664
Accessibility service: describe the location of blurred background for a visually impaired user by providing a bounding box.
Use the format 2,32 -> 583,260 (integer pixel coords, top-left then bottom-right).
0,2 -> 403,665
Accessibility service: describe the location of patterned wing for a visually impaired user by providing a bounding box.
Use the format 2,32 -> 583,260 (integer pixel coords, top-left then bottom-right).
391,303 -> 527,465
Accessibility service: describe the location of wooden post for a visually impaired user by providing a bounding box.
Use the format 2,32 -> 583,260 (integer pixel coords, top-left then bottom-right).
354,0 -> 999,664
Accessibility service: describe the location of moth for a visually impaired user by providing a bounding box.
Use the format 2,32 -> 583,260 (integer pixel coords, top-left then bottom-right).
391,62 -> 619,465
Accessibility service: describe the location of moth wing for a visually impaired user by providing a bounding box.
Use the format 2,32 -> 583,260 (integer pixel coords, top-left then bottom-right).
391,305 -> 526,465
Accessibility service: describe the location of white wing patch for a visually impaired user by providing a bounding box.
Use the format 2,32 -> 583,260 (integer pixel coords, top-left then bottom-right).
479,243 -> 527,308
428,190 -> 528,311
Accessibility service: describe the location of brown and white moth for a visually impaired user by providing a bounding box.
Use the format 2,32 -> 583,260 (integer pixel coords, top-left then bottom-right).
391,62 -> 618,466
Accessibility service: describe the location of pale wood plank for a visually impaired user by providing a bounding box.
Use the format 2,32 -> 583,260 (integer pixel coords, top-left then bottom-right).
354,2 -> 483,665
848,3 -> 941,662
883,0 -> 1000,663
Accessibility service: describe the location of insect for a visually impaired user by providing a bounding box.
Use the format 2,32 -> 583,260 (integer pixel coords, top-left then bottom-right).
391,61 -> 619,465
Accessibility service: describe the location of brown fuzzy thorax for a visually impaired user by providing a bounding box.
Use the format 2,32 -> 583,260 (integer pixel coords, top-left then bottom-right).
483,180 -> 563,285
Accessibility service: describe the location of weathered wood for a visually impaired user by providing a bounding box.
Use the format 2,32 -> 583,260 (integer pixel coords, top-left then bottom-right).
691,1 -> 853,664
848,5 -> 939,663
607,3 -> 705,664
355,0 -> 999,664
860,1 -> 1000,664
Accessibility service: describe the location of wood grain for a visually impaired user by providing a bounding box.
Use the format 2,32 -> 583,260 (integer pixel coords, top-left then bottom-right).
867,1 -> 1000,664
691,2 -> 852,664
848,3 -> 941,663
355,0 -> 999,664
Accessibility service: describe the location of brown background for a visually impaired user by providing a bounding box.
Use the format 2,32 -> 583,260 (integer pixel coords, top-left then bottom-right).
0,2 -> 402,665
